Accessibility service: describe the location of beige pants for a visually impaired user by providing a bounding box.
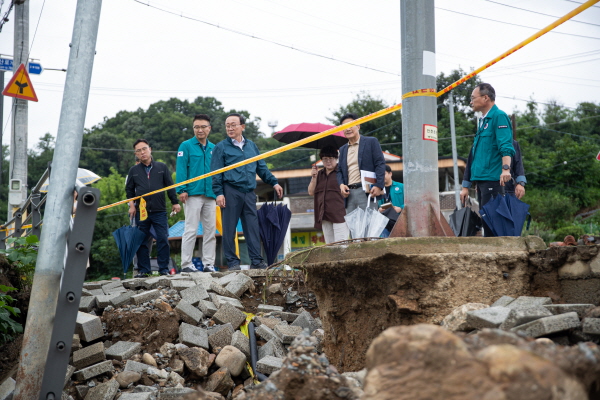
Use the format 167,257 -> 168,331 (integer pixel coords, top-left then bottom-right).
181,195 -> 217,269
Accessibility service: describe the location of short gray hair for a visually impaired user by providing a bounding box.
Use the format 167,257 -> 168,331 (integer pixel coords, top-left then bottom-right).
477,83 -> 496,102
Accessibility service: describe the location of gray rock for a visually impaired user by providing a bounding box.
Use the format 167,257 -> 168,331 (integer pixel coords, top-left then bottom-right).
204,367 -> 234,397
83,378 -> 118,400
210,281 -> 239,299
506,296 -> 552,309
218,273 -> 238,287
105,341 -> 141,361
79,296 -> 97,312
213,294 -> 244,311
191,274 -> 216,290
544,304 -> 595,319
123,360 -> 152,374
73,360 -> 114,380
582,318 -> 600,334
291,311 -> 319,334
88,289 -> 105,296
268,283 -> 284,295
76,312 -> 104,342
256,324 -> 279,342
215,345 -> 246,376
64,365 -> 76,389
102,281 -> 125,294
83,282 -> 103,290
0,377 -> 15,400
208,324 -> 234,350
257,304 -> 284,313
198,300 -> 218,317
231,330 -> 251,359
256,356 -> 283,375
132,289 -> 161,305
179,322 -> 209,349
146,367 -> 168,379
142,277 -> 163,290
73,342 -> 106,370
212,303 -> 246,330
225,273 -> 254,297
133,385 -> 159,394
270,311 -> 300,323
180,284 -> 210,305
285,291 -> 300,304
258,338 -> 286,360
175,302 -> 204,325
254,316 -> 284,329
274,324 -> 303,344
116,371 -> 141,389
441,303 -> 488,332
491,295 -> 515,307
122,279 -> 144,289
511,312 -> 581,337
499,306 -> 554,330
466,306 -> 511,329
178,347 -> 211,377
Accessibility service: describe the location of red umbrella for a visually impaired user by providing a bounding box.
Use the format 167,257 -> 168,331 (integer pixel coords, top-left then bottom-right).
273,122 -> 348,149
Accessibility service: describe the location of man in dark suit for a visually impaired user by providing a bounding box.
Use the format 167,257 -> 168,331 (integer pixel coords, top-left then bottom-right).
336,113 -> 386,213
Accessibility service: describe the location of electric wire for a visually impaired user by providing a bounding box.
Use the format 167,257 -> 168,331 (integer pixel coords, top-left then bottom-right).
483,0 -> 600,27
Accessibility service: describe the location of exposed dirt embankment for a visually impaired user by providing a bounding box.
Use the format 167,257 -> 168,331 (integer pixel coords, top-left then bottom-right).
285,236 -> 546,372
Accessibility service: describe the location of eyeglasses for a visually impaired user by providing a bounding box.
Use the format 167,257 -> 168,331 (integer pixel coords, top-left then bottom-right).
225,123 -> 242,129
321,157 -> 337,162
193,125 -> 210,130
470,95 -> 486,101
134,146 -> 149,154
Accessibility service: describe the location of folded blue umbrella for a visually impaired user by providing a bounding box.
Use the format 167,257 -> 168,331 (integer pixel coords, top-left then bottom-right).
480,193 -> 530,237
112,222 -> 147,275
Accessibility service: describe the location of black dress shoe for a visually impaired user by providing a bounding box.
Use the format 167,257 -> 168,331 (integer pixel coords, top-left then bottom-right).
250,261 -> 268,270
228,264 -> 241,271
134,273 -> 150,278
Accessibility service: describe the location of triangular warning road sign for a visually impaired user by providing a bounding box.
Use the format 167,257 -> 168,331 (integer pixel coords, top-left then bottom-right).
2,63 -> 38,102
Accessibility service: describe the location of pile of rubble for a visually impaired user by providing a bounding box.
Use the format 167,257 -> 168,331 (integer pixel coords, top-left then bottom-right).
0,269 -> 345,400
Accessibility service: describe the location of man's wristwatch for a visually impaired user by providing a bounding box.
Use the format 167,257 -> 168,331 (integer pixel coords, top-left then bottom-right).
502,164 -> 510,170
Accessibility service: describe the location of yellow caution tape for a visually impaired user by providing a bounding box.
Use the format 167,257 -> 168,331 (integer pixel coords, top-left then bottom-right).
402,88 -> 436,100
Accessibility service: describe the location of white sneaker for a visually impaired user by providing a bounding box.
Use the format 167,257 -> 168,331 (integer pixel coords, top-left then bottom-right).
181,266 -> 199,273
203,264 -> 216,273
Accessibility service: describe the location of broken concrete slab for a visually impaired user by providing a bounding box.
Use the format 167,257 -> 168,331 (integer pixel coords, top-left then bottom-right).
499,306 -> 554,331
231,330 -> 251,359
73,342 -> 106,370
158,387 -> 197,399
256,355 -> 284,375
110,291 -> 133,308
95,294 -> 120,309
179,322 -> 209,350
73,360 -> 114,380
105,341 -> 141,361
506,296 -> 552,309
83,378 -> 119,400
255,316 -> 285,330
123,360 -> 152,374
170,280 -> 196,291
209,281 -> 239,299
175,302 -> 204,325
257,304 -> 284,313
132,289 -> 161,305
258,338 -> 286,360
197,300 -> 218,317
291,311 -> 319,334
466,307 -> 511,329
208,323 -> 234,350
544,304 -> 595,319
76,311 -> 104,342
213,294 -> 244,311
78,296 -> 97,312
255,324 -> 279,343
212,303 -> 246,330
511,312 -> 581,337
582,318 -> 600,335
118,393 -> 155,400
491,296 -> 515,308
180,284 -> 210,305
225,273 -> 254,297
274,324 -> 303,344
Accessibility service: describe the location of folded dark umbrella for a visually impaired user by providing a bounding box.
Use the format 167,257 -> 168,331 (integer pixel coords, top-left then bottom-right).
481,193 -> 529,237
449,204 -> 481,237
258,202 -> 292,266
273,122 -> 347,150
112,223 -> 147,276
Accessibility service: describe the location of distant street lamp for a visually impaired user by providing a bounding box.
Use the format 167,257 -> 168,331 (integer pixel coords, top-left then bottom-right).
268,120 -> 278,134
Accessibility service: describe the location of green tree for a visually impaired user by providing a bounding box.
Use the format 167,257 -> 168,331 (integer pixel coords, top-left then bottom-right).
27,133 -> 54,186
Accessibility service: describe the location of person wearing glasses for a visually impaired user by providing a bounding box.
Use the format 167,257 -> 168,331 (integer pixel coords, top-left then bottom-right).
308,146 -> 348,244
337,112 -> 386,214
126,139 -> 180,277
176,114 -> 217,273
459,83 -> 515,237
210,113 -> 283,270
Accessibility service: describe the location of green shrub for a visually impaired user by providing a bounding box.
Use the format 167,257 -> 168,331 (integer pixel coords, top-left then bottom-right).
0,235 -> 39,288
553,225 -> 586,241
526,189 -> 580,229
0,285 -> 23,345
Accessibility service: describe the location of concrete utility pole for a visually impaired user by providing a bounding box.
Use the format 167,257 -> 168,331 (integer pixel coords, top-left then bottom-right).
400,0 -> 439,236
8,0 -> 29,220
13,0 -> 103,398
449,92 -> 461,209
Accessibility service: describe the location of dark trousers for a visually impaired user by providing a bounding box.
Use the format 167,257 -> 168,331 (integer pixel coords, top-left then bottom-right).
222,184 -> 263,268
135,211 -> 170,274
476,181 -> 503,237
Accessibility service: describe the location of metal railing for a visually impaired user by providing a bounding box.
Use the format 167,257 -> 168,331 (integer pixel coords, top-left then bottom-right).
0,166 -> 50,249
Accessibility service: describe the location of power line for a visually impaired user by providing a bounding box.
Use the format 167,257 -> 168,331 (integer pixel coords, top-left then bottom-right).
436,7 -> 600,41
0,0 -> 13,32
483,0 -> 600,27
132,0 -> 400,76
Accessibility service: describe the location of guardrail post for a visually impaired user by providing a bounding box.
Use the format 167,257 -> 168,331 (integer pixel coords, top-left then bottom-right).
0,229 -> 6,250
13,209 -> 23,239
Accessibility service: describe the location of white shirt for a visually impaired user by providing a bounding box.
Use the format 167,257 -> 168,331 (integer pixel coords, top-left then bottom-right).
232,137 -> 245,149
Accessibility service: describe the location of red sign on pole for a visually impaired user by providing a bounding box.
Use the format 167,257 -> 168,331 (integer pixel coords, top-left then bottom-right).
597,151 -> 600,161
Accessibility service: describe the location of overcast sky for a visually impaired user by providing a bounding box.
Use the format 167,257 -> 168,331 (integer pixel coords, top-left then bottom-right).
1,0 -> 599,154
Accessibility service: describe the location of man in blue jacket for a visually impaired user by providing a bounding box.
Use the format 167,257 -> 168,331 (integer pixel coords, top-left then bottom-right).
337,113 -> 386,213
211,113 -> 283,270
176,114 -> 217,273
460,83 -> 515,236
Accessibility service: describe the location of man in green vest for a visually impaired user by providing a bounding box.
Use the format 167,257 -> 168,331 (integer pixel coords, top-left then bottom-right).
176,114 -> 217,273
